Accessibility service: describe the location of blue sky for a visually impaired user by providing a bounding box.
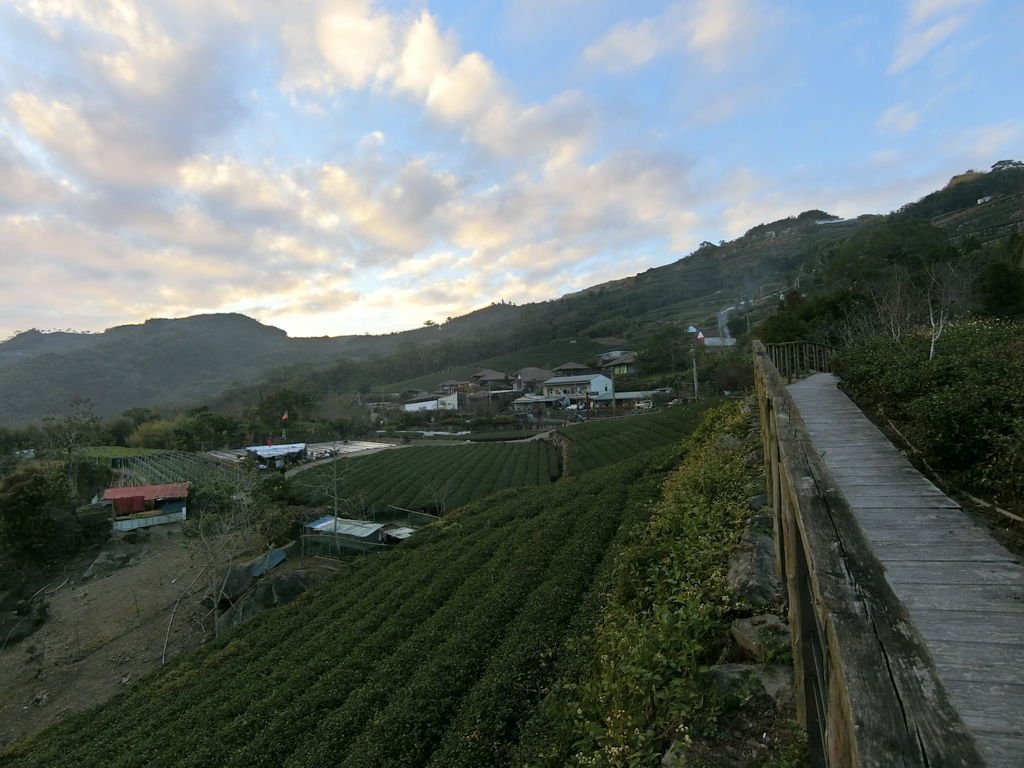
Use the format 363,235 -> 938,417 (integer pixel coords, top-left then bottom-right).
1,0 -> 1021,340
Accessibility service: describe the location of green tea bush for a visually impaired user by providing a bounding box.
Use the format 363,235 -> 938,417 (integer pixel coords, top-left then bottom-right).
833,319 -> 1024,511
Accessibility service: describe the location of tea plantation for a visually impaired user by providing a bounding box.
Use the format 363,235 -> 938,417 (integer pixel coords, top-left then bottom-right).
557,399 -> 719,475
290,440 -> 560,515
1,402 -> 804,767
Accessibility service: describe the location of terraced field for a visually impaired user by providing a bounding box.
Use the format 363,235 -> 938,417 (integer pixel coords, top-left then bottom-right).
0,442 -> 679,768
558,400 -> 719,475
291,441 -> 561,516
0,403 -> 798,767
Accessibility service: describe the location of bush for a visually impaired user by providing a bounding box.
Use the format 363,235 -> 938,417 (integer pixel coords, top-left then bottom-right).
0,464 -> 74,560
833,319 -> 1024,511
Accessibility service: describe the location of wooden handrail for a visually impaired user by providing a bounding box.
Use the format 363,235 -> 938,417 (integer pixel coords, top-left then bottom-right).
764,340 -> 836,382
753,341 -> 980,767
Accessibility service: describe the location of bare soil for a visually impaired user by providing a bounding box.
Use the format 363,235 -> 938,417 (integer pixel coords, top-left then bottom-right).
0,525 -> 216,747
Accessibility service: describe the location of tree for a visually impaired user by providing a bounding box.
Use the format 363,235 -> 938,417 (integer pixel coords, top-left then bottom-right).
42,397 -> 101,500
0,464 -> 72,560
923,261 -> 964,360
973,261 -> 1024,318
186,476 -> 264,637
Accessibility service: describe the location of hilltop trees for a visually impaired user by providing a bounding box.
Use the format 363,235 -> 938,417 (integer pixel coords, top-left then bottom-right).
42,397 -> 101,501
0,463 -> 72,560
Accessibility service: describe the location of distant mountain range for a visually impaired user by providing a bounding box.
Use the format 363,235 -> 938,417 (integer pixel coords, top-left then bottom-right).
1,163 -> 1021,427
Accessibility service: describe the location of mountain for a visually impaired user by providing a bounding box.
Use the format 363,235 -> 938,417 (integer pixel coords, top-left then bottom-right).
0,314 -> 362,424
1,163 -> 1021,427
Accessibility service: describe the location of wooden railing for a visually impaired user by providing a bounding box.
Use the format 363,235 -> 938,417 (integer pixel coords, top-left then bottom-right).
765,340 -> 836,381
753,341 -> 980,768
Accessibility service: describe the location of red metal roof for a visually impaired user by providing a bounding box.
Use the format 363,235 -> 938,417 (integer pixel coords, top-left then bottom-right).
102,483 -> 189,502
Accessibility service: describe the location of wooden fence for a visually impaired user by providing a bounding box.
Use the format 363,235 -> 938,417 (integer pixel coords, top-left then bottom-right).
753,341 -> 980,767
765,340 -> 836,381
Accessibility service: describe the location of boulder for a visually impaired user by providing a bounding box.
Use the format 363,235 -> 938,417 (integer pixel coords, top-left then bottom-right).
219,571 -> 319,629
730,614 -> 790,662
727,526 -> 783,608
710,663 -> 794,711
748,493 -> 769,511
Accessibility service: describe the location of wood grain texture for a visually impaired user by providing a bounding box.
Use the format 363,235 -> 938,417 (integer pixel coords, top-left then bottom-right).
788,372 -> 1024,768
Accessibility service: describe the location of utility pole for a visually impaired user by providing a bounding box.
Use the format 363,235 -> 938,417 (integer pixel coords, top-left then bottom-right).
691,347 -> 699,401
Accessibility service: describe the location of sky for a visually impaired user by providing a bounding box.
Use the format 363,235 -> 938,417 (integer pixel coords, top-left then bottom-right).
1,0 -> 1022,341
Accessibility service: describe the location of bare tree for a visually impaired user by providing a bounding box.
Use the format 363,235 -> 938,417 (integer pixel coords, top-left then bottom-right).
924,261 -> 964,361
868,266 -> 917,347
43,397 -> 101,500
186,474 -> 261,637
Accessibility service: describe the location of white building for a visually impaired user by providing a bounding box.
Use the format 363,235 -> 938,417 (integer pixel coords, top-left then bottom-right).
403,392 -> 459,412
541,374 -> 613,404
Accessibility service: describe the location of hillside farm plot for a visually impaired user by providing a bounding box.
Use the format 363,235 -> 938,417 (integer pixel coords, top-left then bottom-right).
558,399 -> 718,475
290,441 -> 561,516
0,405 -> 790,768
0,441 -> 681,768
113,451 -> 242,487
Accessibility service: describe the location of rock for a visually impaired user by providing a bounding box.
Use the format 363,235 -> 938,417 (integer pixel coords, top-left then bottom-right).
717,435 -> 742,450
218,570 -> 319,630
82,537 -> 145,579
727,527 -> 783,608
730,614 -> 790,662
661,738 -> 690,767
711,663 -> 758,696
710,663 -> 794,711
219,564 -> 256,603
756,665 -> 794,711
748,493 -> 769,511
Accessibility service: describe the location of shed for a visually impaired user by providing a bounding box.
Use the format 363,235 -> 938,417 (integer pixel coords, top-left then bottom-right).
102,483 -> 190,531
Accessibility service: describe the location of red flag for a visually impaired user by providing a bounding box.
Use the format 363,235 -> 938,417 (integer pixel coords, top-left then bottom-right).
281,411 -> 289,421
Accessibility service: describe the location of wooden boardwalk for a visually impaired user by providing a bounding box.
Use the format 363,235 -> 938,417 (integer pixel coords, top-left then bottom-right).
788,373 -> 1024,767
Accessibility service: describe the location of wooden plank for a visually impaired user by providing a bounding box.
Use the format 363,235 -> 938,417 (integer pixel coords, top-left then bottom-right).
911,609 -> 1024,645
868,543 -> 1018,562
933,658 -> 1024,686
883,562 -> 1024,585
758,355 -> 988,766
846,497 -> 961,509
943,680 -> 1024,733
970,733 -> 1024,768
897,584 -> 1024,613
857,522 -> 993,541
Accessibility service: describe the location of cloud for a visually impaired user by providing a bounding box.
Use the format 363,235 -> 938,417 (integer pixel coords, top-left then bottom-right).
9,1 -> 246,191
283,8 -> 591,163
877,103 -> 921,134
890,0 -> 981,74
583,0 -> 773,73
907,0 -> 983,27
0,132 -> 71,208
944,120 -> 1024,162
280,0 -> 396,93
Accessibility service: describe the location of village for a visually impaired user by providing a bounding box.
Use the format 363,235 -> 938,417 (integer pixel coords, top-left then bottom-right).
377,327 -> 736,425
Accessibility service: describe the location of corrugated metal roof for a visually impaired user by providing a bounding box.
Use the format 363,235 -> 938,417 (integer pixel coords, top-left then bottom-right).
245,443 -> 307,458
304,516 -> 385,538
102,483 -> 189,502
543,374 -> 606,385
591,391 -> 654,401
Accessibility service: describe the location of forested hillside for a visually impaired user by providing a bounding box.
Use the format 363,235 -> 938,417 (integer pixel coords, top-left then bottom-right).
2,162 -> 1021,429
